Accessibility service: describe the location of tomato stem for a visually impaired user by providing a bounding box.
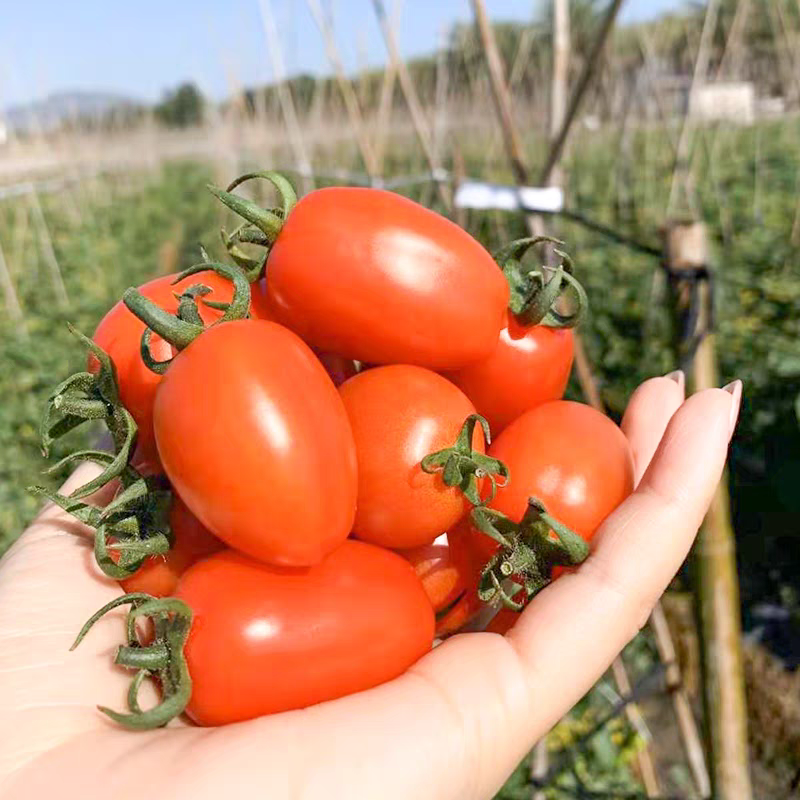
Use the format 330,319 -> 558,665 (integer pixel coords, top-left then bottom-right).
73,594 -> 193,730
209,170 -> 298,282
494,237 -> 588,328
28,328 -> 174,579
472,498 -> 589,611
123,261 -> 252,375
420,414 -> 510,506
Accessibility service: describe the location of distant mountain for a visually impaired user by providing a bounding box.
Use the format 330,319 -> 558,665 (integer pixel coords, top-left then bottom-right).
2,91 -> 143,132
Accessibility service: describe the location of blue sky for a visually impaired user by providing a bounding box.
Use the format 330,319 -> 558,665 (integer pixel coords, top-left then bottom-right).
0,0 -> 684,107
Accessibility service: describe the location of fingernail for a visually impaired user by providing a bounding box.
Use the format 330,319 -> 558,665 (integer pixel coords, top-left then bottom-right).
664,369 -> 685,391
722,380 -> 742,436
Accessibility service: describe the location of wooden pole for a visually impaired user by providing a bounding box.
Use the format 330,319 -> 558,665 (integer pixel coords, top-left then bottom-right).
371,0 -> 452,209
306,0 -> 380,180
29,190 -> 69,308
550,0 -> 570,191
0,230 -> 25,329
667,0 -> 721,217
257,0 -> 314,192
539,0 -> 625,186
650,603 -> 712,797
664,220 -> 752,800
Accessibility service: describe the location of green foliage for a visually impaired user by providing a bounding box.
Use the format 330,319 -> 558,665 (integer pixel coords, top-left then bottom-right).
155,83 -> 205,128
0,163 -> 221,549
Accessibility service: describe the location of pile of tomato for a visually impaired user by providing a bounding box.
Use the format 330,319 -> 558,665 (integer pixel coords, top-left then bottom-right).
37,172 -> 635,730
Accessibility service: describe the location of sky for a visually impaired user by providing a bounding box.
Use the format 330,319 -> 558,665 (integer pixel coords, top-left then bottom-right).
0,0 -> 684,108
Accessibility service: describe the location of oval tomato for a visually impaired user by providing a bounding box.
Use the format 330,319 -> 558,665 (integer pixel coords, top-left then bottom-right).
175,541 -> 434,725
153,319 -> 358,566
92,271 -> 271,470
119,496 -> 224,597
402,524 -> 483,637
339,365 -> 483,549
470,401 -> 634,565
253,188 -> 509,369
447,311 -> 574,434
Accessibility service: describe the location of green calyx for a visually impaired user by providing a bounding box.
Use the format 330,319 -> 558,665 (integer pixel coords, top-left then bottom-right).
71,593 -> 193,730
494,236 -> 588,329
29,327 -> 173,578
209,170 -> 298,282
473,498 -> 589,611
421,414 -> 509,506
123,261 -> 251,375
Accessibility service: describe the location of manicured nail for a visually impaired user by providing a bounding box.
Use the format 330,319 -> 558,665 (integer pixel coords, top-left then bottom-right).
722,380 -> 742,436
665,369 -> 685,391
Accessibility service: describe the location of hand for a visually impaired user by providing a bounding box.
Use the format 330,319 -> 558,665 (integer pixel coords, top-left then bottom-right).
0,374 -> 740,800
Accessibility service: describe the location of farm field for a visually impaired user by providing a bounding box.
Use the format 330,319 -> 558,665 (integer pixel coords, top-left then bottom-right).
1,113 -> 798,796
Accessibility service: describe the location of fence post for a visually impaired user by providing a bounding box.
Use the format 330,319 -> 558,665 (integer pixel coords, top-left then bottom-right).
663,219 -> 752,800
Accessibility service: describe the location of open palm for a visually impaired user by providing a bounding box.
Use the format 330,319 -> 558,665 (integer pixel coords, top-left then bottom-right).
0,374 -> 739,800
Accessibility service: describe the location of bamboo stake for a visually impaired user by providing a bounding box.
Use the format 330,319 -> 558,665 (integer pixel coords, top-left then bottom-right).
307,0 -> 379,180
0,231 -> 25,329
667,0 -> 721,218
550,0 -> 570,192
257,0 -> 314,192
650,603 -> 712,797
715,0 -> 751,81
538,0 -> 625,187
371,0 -> 452,209
664,221 -> 752,800
29,190 -> 69,308
530,739 -> 548,800
373,55 -> 398,174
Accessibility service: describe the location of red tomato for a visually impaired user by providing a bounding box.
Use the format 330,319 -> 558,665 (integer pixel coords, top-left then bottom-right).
401,525 -> 482,636
175,541 -> 434,725
470,401 -> 634,565
153,319 -> 358,566
339,365 -> 483,549
119,496 -> 224,597
253,188 -> 509,369
447,311 -> 574,434
92,272 -> 271,470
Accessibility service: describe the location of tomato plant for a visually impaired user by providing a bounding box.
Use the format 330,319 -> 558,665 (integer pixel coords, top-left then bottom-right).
447,312 -> 574,434
338,365 -> 492,549
213,180 -> 509,369
470,401 -> 635,566
174,541 -> 434,725
119,496 -> 223,597
153,319 -> 358,566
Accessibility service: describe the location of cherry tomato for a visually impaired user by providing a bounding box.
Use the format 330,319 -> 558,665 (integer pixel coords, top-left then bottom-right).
253,188 -> 509,369
401,525 -> 482,636
447,311 -> 574,434
175,541 -> 434,725
339,365 -> 483,549
470,401 -> 634,565
119,496 -> 224,597
153,319 -> 358,566
91,271 -> 271,470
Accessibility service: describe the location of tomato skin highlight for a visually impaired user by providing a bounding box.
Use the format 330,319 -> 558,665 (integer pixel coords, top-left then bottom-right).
175,541 -> 435,725
91,272 -> 249,470
153,319 -> 358,567
119,496 -> 224,597
339,365 -> 483,549
470,401 -> 635,565
447,313 -> 574,434
255,188 -> 509,369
